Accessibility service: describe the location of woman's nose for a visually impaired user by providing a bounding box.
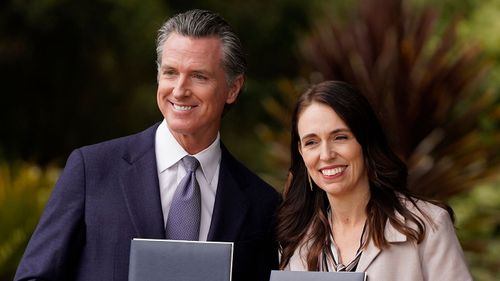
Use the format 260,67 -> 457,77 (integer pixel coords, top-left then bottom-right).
320,143 -> 336,160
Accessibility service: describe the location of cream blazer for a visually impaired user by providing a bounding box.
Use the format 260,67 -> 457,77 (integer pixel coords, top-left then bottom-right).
285,200 -> 473,281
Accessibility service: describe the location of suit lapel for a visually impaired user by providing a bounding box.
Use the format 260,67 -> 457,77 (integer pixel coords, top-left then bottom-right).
120,123 -> 165,239
207,145 -> 249,241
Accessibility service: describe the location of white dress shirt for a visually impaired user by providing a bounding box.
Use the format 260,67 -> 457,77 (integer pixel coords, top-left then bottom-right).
155,119 -> 221,241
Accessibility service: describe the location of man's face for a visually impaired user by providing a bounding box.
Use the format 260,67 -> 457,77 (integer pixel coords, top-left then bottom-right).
157,33 -> 242,151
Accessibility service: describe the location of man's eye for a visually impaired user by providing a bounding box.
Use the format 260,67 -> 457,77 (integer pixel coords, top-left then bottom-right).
193,74 -> 207,80
163,70 -> 176,77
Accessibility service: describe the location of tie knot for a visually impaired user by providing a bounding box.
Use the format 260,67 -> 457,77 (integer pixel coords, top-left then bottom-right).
182,156 -> 199,172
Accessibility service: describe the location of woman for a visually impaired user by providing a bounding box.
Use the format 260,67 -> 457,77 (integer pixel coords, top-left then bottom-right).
277,81 -> 472,280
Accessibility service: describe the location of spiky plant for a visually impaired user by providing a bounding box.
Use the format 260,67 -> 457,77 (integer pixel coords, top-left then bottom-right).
261,0 -> 500,200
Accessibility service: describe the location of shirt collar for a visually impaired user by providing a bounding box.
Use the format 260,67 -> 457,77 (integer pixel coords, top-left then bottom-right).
155,119 -> 221,183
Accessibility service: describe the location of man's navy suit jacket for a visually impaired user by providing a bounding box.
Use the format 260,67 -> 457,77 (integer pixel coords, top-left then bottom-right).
14,123 -> 281,281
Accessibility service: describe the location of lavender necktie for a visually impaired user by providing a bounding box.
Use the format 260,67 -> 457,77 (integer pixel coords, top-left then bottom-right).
165,156 -> 201,240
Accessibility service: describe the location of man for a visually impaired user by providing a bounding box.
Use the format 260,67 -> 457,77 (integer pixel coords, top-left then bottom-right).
15,9 -> 280,281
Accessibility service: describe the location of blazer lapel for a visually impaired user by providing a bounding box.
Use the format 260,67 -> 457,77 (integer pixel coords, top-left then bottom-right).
120,124 -> 165,239
357,215 -> 407,272
356,238 -> 381,272
207,145 -> 249,241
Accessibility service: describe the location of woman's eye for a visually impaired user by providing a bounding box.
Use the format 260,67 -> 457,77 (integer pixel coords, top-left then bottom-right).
304,140 -> 316,146
335,135 -> 348,141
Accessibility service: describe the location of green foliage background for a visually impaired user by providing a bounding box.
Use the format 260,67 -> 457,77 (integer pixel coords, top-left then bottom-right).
0,0 -> 499,280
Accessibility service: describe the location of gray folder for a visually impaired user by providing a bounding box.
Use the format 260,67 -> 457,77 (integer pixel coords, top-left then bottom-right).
270,270 -> 366,281
128,238 -> 233,281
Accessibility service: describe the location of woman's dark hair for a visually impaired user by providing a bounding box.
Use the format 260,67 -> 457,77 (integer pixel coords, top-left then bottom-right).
277,81 -> 453,270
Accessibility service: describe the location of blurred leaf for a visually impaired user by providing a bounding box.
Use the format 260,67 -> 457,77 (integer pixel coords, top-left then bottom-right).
0,162 -> 58,280
450,183 -> 500,281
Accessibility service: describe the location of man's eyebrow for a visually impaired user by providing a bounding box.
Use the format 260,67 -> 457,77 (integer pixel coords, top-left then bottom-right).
191,69 -> 211,75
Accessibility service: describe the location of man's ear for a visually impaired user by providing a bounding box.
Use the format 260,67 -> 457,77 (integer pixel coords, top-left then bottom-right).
226,75 -> 244,104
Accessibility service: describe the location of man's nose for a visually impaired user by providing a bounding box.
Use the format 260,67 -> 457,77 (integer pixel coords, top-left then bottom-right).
172,76 -> 190,98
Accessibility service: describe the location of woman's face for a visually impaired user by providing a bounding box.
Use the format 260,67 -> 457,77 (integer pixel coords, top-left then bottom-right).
297,102 -> 369,198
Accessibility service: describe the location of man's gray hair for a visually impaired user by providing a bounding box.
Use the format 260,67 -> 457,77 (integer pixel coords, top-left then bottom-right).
156,9 -> 247,85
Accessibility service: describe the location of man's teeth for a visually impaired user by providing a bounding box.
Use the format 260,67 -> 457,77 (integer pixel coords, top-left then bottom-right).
173,104 -> 193,111
321,167 -> 345,176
